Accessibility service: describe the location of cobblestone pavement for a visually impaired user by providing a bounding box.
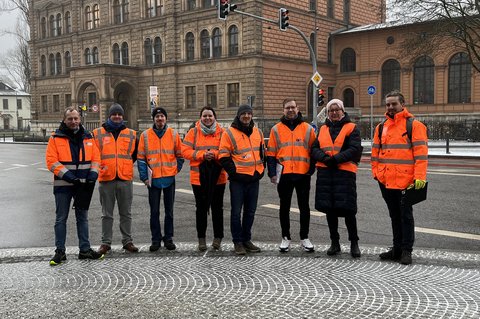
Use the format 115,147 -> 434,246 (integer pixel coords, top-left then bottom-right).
1,243 -> 479,319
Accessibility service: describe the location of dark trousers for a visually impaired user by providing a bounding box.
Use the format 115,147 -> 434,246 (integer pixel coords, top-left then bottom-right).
192,184 -> 225,239
379,182 -> 415,252
277,174 -> 311,240
229,179 -> 259,243
148,182 -> 175,244
326,214 -> 359,242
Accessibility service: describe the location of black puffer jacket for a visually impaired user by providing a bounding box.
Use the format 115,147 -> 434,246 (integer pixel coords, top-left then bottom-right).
311,113 -> 362,216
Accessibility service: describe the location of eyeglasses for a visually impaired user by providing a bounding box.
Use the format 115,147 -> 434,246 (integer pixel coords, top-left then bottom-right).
328,109 -> 342,113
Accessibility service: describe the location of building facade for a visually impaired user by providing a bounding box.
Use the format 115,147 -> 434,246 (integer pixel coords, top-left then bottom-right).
29,0 -> 385,134
0,81 -> 31,131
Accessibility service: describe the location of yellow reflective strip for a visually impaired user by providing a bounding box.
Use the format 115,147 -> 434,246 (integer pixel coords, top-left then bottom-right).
378,158 -> 415,165
381,144 -> 411,150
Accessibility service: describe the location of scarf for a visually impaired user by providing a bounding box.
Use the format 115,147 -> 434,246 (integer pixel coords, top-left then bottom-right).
200,121 -> 217,135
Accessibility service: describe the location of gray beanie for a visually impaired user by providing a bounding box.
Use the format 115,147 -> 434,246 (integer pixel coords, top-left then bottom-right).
237,104 -> 253,117
108,103 -> 124,117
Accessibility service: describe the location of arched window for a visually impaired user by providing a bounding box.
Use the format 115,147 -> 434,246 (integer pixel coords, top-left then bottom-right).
228,25 -> 238,56
56,14 -> 62,36
121,42 -> 129,65
212,28 -> 222,58
55,52 -> 62,74
85,48 -> 92,65
340,48 -> 356,72
49,15 -> 55,36
113,43 -> 121,64
343,88 -> 355,108
65,12 -> 72,34
64,51 -> 71,70
344,0 -> 351,24
186,32 -> 195,61
49,54 -> 55,75
154,37 -> 162,64
200,30 -> 210,59
41,17 -> 47,38
448,52 -> 471,103
85,6 -> 93,30
92,47 -> 99,64
144,38 -> 153,65
381,59 -> 401,97
93,5 -> 100,28
40,55 -> 46,76
413,56 -> 434,104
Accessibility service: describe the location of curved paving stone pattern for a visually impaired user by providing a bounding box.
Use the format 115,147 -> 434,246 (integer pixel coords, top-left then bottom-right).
1,243 -> 479,318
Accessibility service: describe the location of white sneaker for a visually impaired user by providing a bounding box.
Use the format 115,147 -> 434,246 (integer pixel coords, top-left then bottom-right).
279,237 -> 291,252
301,238 -> 315,252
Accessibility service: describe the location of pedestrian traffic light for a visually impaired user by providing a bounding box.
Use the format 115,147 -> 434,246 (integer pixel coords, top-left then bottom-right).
318,89 -> 325,107
218,0 -> 229,20
279,8 -> 289,31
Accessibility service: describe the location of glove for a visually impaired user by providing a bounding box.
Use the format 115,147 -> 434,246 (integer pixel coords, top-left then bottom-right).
407,179 -> 426,190
86,178 -> 96,184
72,178 -> 81,186
324,156 -> 337,169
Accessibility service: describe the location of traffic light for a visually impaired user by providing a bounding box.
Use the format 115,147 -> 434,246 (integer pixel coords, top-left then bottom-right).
279,8 -> 289,31
318,89 -> 325,107
218,0 -> 229,20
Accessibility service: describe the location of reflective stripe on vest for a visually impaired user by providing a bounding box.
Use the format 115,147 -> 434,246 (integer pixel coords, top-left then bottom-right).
224,127 -> 264,176
140,128 -> 179,177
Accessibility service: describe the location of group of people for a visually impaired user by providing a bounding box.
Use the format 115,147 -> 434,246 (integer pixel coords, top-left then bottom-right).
46,90 -> 428,266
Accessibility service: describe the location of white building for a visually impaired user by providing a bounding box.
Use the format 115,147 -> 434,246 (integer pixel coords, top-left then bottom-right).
0,81 -> 31,130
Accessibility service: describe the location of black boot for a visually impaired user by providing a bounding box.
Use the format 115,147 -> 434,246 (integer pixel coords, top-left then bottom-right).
327,240 -> 341,255
350,241 -> 361,258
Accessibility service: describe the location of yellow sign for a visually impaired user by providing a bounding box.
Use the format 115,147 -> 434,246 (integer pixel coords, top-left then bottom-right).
311,72 -> 323,87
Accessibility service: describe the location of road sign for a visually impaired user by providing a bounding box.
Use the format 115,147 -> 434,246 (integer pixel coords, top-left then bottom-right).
367,85 -> 376,95
91,104 -> 98,112
311,72 -> 323,87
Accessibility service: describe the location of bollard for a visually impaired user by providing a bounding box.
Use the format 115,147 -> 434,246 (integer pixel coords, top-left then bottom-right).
446,135 -> 450,154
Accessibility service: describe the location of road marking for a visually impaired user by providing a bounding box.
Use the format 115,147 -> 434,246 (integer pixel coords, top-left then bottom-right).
261,204 -> 326,217
38,168 -> 49,171
359,167 -> 480,177
12,164 -> 28,167
133,181 -> 144,186
4,167 -> 21,171
177,188 -> 194,195
415,227 -> 480,241
31,162 -> 43,166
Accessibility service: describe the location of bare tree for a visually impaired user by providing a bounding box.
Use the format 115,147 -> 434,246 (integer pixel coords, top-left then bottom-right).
389,0 -> 480,72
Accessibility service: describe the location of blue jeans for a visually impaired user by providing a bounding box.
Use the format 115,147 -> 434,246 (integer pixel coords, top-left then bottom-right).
148,182 -> 175,244
229,179 -> 259,243
54,191 -> 91,252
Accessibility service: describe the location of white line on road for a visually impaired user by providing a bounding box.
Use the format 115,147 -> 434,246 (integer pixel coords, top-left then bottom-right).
415,227 -> 480,241
262,204 -> 326,217
38,168 -> 49,171
31,162 -> 43,166
176,188 -> 194,195
3,167 -> 21,171
358,167 -> 480,177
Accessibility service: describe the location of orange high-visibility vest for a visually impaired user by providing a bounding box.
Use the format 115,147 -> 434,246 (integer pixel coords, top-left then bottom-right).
316,122 -> 358,173
137,127 -> 182,178
371,108 -> 428,189
218,126 -> 265,176
93,127 -> 136,181
182,121 -> 227,185
266,121 -> 315,174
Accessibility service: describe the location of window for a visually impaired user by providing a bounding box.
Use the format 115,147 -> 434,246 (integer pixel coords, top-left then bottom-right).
144,38 -> 153,64
113,43 -> 121,64
85,6 -> 93,30
187,0 -> 196,10
212,28 -> 222,58
114,0 -> 129,24
228,25 -> 238,56
327,0 -> 334,18
381,59 -> 401,98
153,37 -> 162,64
340,48 -> 356,72
92,47 -> 99,64
56,13 -> 62,36
413,56 -> 434,104
40,55 -> 46,76
49,54 -> 55,75
65,94 -> 71,107
200,30 -> 210,59
227,83 -> 240,108
3,117 -> 9,130
17,99 -> 22,110
88,92 -> 97,107
327,37 -> 332,64
65,12 -> 72,33
121,42 -> 129,65
146,0 -> 163,17
85,48 -> 92,65
53,95 -> 60,112
448,52 -> 471,103
185,86 -> 196,109
41,96 -> 48,112
343,88 -> 354,107
93,5 -> 100,28
41,17 -> 46,38
310,0 -> 317,12
309,33 -> 316,60
186,32 -> 195,61
55,53 -> 62,74
2,99 -> 8,110
203,0 -> 213,8
49,15 -> 55,36
344,0 -> 350,24
206,85 -> 217,108
65,51 -> 71,70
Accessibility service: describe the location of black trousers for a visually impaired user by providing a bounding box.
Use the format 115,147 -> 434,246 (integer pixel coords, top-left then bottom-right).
192,184 -> 225,239
277,174 -> 311,240
326,214 -> 359,242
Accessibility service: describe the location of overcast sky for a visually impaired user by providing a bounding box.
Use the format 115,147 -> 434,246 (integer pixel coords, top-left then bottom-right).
0,8 -> 21,56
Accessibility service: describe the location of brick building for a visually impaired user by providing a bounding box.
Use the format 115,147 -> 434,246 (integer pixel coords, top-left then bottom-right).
28,0 -> 385,134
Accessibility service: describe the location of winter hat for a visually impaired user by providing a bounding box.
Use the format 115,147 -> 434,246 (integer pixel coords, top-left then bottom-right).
108,103 -> 124,117
152,106 -> 168,119
326,99 -> 345,113
237,104 -> 253,117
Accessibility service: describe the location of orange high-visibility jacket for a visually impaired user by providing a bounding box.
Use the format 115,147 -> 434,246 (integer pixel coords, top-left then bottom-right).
46,129 -> 100,191
316,122 -> 358,173
266,121 -> 315,174
93,127 -> 137,181
182,121 -> 227,185
371,108 -> 428,190
137,127 -> 182,178
218,126 -> 265,176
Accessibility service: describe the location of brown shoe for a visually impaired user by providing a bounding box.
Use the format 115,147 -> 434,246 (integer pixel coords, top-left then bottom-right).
243,241 -> 261,253
98,244 -> 111,255
198,238 -> 207,251
212,238 -> 222,250
123,242 -> 139,253
234,242 -> 246,255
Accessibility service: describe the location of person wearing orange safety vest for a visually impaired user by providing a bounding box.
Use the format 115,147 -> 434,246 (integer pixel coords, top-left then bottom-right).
45,106 -> 104,265
137,106 -> 184,252
371,91 -> 428,265
266,98 -> 316,253
219,104 -> 265,255
182,106 -> 227,251
93,103 -> 139,255
311,99 -> 363,259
